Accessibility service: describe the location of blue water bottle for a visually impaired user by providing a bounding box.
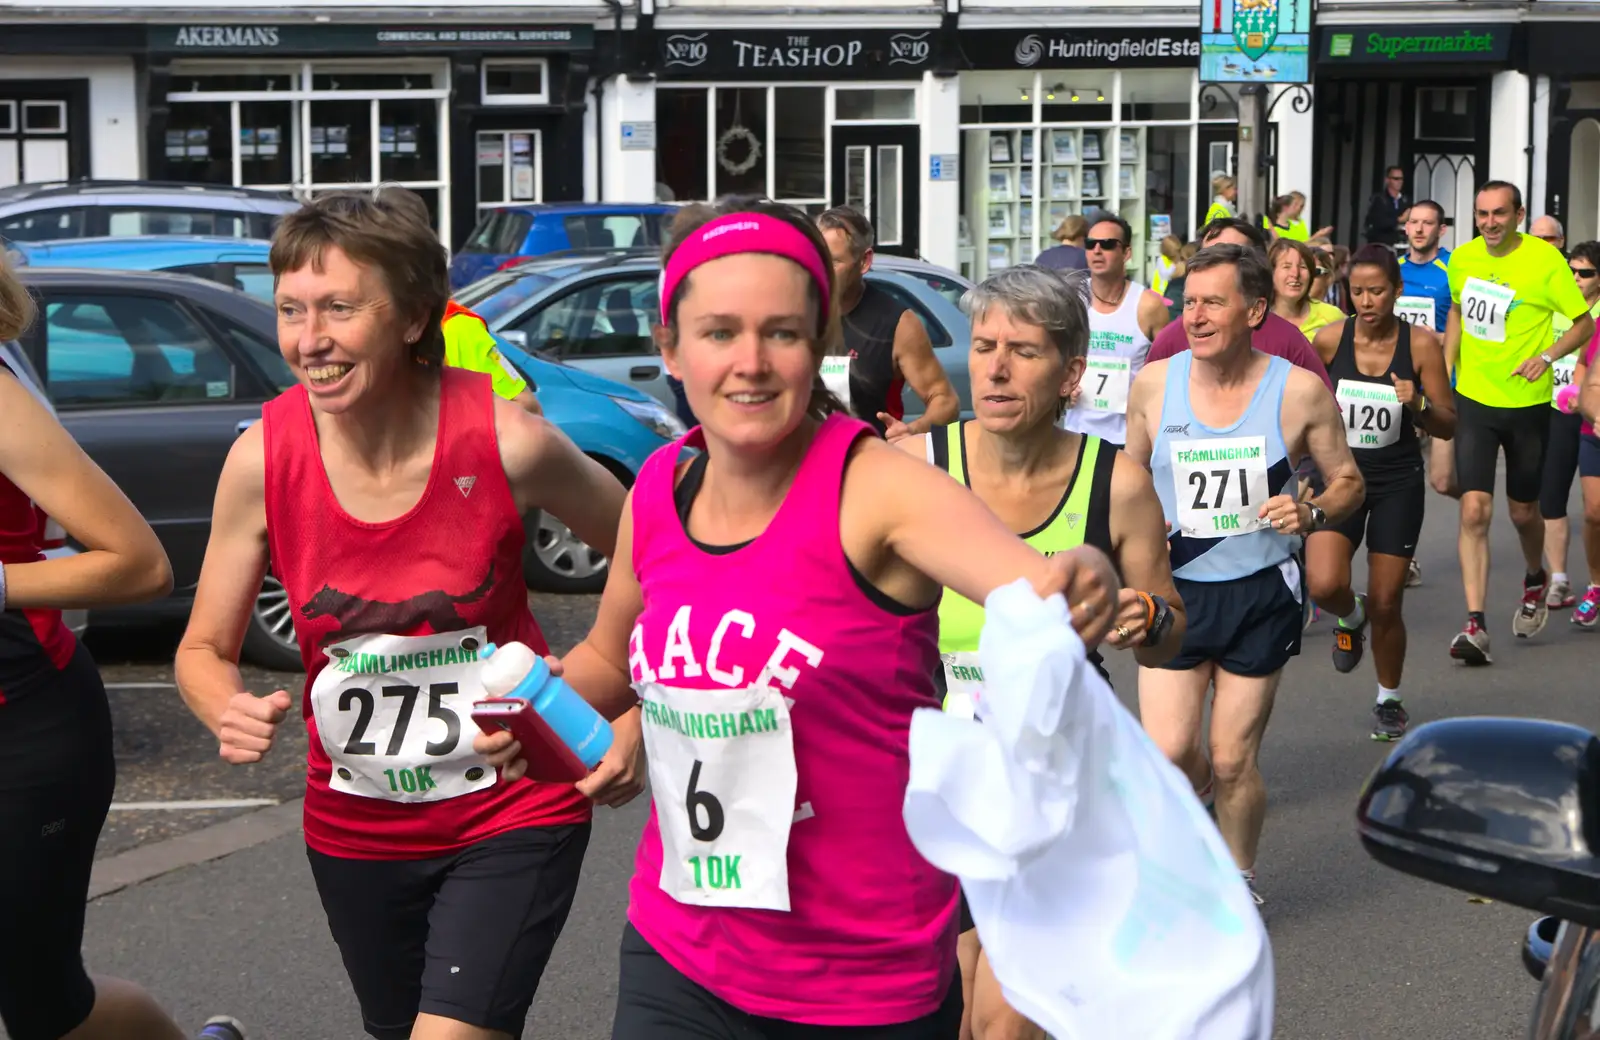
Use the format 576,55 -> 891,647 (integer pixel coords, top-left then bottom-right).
480,642 -> 614,769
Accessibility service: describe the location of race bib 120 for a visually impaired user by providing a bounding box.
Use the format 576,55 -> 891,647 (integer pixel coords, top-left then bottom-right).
1170,436 -> 1271,538
1336,380 -> 1404,449
310,627 -> 497,803
1461,277 -> 1515,344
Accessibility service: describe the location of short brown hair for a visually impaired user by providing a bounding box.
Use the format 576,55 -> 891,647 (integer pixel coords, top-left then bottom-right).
1053,214 -> 1088,243
1268,237 -> 1318,306
268,186 -> 448,365
661,195 -> 845,421
816,205 -> 874,262
0,251 -> 33,342
1187,244 -> 1273,311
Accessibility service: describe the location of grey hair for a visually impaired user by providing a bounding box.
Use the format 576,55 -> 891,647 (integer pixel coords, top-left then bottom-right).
960,264 -> 1091,360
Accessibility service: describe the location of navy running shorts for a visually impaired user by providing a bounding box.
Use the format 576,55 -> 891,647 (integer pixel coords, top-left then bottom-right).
1159,565 -> 1304,676
1581,433 -> 1600,480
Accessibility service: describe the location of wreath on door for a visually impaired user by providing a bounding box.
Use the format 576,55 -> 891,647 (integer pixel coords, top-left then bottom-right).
716,92 -> 762,177
717,124 -> 762,176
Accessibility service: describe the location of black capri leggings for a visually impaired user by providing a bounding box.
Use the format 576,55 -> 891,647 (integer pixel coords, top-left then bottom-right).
0,645 -> 116,1040
1543,408 -> 1584,520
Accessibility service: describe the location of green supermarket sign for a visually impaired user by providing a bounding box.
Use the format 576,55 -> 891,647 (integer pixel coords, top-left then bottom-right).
1322,24 -> 1511,63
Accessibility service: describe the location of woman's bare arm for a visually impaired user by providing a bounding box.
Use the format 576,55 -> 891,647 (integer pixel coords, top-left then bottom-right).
0,370 -> 172,608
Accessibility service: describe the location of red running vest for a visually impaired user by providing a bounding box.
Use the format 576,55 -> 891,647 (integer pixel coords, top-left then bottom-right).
0,360 -> 76,706
263,367 -> 590,858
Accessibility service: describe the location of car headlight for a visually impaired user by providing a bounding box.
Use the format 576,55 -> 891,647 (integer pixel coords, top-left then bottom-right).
611,395 -> 686,441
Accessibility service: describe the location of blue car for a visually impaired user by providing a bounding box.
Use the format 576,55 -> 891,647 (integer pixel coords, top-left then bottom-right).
450,202 -> 676,290
8,235 -> 275,303
495,335 -> 682,592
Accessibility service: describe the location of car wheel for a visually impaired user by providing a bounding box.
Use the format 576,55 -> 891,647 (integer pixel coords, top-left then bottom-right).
241,574 -> 304,671
523,509 -> 612,594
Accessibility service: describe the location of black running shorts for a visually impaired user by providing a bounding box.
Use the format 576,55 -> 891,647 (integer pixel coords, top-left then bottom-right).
1328,467 -> 1426,558
307,822 -> 590,1040
1542,409 -> 1584,519
0,645 -> 115,1040
1454,396 -> 1551,502
1159,566 -> 1303,676
612,923 -> 963,1040
1582,434 -> 1600,480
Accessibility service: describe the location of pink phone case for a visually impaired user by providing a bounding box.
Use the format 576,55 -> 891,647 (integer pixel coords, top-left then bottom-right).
472,698 -> 590,784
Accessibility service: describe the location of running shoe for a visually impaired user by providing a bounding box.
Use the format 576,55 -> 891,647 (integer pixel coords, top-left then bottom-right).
1303,604 -> 1322,631
1450,618 -> 1492,665
1575,586 -> 1600,629
1548,579 -> 1577,609
1241,870 -> 1264,907
1514,578 -> 1551,638
1406,560 -> 1422,588
197,1019 -> 247,1040
1371,700 -> 1410,742
1332,595 -> 1369,674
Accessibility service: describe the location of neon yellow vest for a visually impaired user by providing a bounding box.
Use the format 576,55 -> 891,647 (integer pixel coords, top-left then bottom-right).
935,423 -> 1109,655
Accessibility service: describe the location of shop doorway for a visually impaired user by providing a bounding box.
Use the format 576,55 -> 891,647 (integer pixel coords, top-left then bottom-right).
0,80 -> 87,188
830,125 -> 919,258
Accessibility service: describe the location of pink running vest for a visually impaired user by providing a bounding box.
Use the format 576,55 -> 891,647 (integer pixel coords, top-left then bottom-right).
626,413 -> 956,1026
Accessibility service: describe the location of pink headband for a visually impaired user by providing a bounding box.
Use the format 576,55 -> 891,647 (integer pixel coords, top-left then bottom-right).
659,213 -> 832,328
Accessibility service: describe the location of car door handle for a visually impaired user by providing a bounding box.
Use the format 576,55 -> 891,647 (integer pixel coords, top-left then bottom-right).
629,366 -> 658,381
237,418 -> 259,436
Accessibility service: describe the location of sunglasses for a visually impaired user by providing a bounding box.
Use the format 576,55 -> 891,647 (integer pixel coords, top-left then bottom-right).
1085,237 -> 1125,251
1574,267 -> 1598,279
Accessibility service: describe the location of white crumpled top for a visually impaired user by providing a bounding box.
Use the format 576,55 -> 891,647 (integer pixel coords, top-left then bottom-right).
903,579 -> 1274,1040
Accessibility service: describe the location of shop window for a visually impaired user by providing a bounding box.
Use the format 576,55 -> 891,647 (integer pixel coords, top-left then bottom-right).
309,100 -> 374,184
1119,70 -> 1192,122
21,101 -> 65,134
835,88 -> 916,122
239,100 -> 294,186
877,147 -> 903,247
1416,88 -> 1475,143
379,98 -> 439,182
0,102 -> 15,134
1569,82 -> 1600,110
774,88 -> 825,200
312,72 -> 424,91
656,88 -> 709,203
714,87 -> 767,198
163,102 -> 233,186
41,295 -> 237,408
481,61 -> 548,106
177,73 -> 296,93
476,131 -> 541,208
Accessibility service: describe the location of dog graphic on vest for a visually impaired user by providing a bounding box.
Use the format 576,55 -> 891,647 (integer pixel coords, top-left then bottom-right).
300,563 -> 497,645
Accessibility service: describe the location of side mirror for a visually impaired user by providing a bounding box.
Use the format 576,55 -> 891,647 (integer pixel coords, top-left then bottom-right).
498,329 -> 529,350
1356,717 -> 1600,928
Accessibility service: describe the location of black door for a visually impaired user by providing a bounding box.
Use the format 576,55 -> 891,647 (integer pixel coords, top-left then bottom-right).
830,125 -> 920,258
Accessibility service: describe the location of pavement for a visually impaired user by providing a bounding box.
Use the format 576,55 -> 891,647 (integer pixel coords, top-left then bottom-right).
8,490 -> 1593,1039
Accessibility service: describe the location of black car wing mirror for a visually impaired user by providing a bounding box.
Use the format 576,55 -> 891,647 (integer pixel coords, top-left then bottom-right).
1357,717 -> 1600,928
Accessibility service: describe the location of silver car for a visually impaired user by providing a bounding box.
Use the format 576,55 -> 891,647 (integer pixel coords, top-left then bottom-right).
455,253 -> 975,421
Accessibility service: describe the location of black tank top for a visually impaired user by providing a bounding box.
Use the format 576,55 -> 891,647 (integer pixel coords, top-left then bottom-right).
837,284 -> 907,437
1327,317 -> 1421,484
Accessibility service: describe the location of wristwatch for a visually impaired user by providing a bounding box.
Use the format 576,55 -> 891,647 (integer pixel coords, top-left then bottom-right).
1139,593 -> 1174,648
1304,503 -> 1327,532
1541,352 -> 1556,366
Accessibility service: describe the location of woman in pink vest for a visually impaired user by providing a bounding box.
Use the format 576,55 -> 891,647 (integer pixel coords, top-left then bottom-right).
478,198 -> 1122,1038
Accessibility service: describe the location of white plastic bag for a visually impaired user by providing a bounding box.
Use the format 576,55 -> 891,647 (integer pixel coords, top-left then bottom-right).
903,579 -> 1273,1040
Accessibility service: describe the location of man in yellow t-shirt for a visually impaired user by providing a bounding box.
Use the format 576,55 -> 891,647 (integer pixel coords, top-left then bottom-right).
442,301 -> 541,414
1444,180 -> 1594,665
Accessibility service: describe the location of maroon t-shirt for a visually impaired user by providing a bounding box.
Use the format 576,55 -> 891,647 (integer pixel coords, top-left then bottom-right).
1147,311 -> 1334,392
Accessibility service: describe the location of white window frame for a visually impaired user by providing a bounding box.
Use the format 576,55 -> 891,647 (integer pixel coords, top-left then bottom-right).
655,80 -> 921,212
480,59 -> 550,107
475,129 -> 543,210
20,100 -> 67,135
166,60 -> 453,244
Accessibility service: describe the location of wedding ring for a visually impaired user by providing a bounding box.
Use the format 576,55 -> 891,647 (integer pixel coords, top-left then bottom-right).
1115,625 -> 1132,640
